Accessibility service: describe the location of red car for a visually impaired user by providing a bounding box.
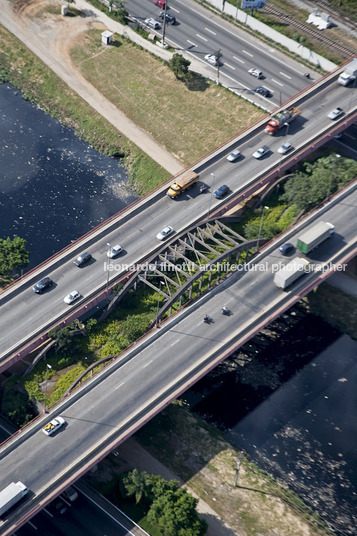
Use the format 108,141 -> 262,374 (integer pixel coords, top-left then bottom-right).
154,0 -> 166,8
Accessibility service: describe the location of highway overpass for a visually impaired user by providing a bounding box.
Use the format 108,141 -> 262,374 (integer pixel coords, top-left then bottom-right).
1,70 -> 356,371
0,184 -> 356,535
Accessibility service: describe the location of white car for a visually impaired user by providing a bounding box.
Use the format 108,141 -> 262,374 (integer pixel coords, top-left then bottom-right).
204,54 -> 220,66
64,290 -> 81,305
107,245 -> 123,258
42,416 -> 66,436
145,18 -> 160,30
156,225 -> 174,240
278,142 -> 293,154
327,107 -> 344,120
248,68 -> 263,79
227,149 -> 241,162
252,145 -> 269,159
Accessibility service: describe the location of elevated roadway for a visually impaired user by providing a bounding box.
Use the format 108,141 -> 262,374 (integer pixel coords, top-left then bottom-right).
0,184 -> 356,535
0,72 -> 356,371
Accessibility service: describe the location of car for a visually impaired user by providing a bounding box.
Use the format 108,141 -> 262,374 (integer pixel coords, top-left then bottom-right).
279,242 -> 295,255
213,185 -> 229,199
73,252 -> 92,267
64,290 -> 81,305
62,486 -> 78,502
156,225 -> 174,240
42,416 -> 66,436
327,107 -> 344,120
33,277 -> 53,294
53,499 -> 67,515
227,149 -> 241,162
334,133 -> 343,140
145,18 -> 160,30
204,54 -> 220,66
278,142 -> 293,155
159,11 -> 176,24
248,68 -> 263,79
252,145 -> 269,159
154,0 -> 165,7
254,86 -> 271,97
107,244 -> 123,258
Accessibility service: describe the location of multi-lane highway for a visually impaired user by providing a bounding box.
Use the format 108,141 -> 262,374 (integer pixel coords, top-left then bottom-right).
1,76 -> 356,366
127,0 -> 318,107
0,184 -> 356,535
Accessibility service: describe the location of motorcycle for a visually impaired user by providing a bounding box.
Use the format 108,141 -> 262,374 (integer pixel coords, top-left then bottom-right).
203,315 -> 211,324
304,73 -> 310,79
199,185 -> 208,194
221,306 -> 229,315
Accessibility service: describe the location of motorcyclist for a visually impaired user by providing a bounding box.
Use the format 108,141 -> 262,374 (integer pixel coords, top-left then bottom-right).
203,315 -> 209,323
304,73 -> 310,79
222,306 -> 228,315
200,185 -> 207,193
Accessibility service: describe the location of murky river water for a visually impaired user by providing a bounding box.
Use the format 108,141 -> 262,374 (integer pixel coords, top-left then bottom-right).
0,83 -> 137,270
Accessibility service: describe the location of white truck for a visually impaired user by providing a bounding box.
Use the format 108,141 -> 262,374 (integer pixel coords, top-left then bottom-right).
274,258 -> 310,290
296,222 -> 335,254
0,481 -> 28,517
338,58 -> 357,86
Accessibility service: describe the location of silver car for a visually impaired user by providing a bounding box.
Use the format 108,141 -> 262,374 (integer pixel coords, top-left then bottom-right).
252,145 -> 269,159
278,142 -> 293,154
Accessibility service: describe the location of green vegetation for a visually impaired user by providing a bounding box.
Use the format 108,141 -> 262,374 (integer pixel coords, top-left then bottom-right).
70,30 -> 265,166
0,236 -> 29,283
0,25 -> 169,194
168,54 -> 191,79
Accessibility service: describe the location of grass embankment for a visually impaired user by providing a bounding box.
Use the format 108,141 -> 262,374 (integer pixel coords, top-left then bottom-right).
0,24 -> 169,194
70,30 -> 264,166
90,402 -> 333,536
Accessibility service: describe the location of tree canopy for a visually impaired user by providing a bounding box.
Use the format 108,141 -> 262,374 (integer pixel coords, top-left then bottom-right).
0,235 -> 29,278
168,54 -> 191,79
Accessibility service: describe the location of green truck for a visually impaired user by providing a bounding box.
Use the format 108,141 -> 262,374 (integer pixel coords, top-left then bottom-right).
296,222 -> 335,254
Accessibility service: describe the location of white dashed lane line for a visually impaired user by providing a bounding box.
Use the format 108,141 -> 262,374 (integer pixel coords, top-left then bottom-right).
196,33 -> 208,42
224,62 -> 235,70
205,27 -> 216,35
280,71 -> 292,79
187,40 -> 197,47
271,78 -> 284,87
242,49 -> 253,57
143,360 -> 153,368
233,56 -> 245,63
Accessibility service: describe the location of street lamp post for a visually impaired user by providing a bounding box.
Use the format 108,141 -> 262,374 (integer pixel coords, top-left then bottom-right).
208,172 -> 216,218
257,206 -> 269,251
327,153 -> 341,199
106,242 -> 111,292
156,281 -> 165,328
161,1 -> 168,46
44,363 -> 52,413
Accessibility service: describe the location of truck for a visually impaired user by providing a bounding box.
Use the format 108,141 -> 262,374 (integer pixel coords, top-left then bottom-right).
273,257 -> 310,290
0,482 -> 28,517
296,221 -> 335,254
264,107 -> 301,135
166,170 -> 199,199
338,58 -> 357,86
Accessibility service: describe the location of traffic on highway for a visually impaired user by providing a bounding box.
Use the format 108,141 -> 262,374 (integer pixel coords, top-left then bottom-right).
0,74 -> 355,367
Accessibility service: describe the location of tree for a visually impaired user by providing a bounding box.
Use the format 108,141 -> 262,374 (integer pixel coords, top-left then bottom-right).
0,236 -> 29,278
147,487 -> 207,536
169,54 -> 191,79
122,469 -> 152,504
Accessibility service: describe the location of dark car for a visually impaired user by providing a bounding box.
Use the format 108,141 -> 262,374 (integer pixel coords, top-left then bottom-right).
73,252 -> 92,267
33,277 -> 53,294
53,499 -> 67,515
159,11 -> 176,24
213,185 -> 229,199
254,86 -> 272,98
279,242 -> 295,255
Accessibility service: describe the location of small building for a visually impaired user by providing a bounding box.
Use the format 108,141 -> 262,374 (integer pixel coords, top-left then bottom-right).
101,31 -> 113,45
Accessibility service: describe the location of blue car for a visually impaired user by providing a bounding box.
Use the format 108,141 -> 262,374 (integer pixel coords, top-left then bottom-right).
279,242 -> 295,255
213,185 -> 229,199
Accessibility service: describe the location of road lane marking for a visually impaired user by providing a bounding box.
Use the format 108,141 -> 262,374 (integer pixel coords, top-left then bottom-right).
170,6 -> 179,13
196,33 -> 208,42
187,40 -> 197,47
224,62 -> 235,70
242,49 -> 253,57
143,360 -> 153,368
345,132 -> 356,140
171,339 -> 179,346
205,27 -> 216,35
279,71 -> 292,79
271,78 -> 284,86
114,381 -> 125,391
233,55 -> 245,63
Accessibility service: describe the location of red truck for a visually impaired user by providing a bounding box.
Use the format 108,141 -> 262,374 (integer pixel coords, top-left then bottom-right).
264,107 -> 301,135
